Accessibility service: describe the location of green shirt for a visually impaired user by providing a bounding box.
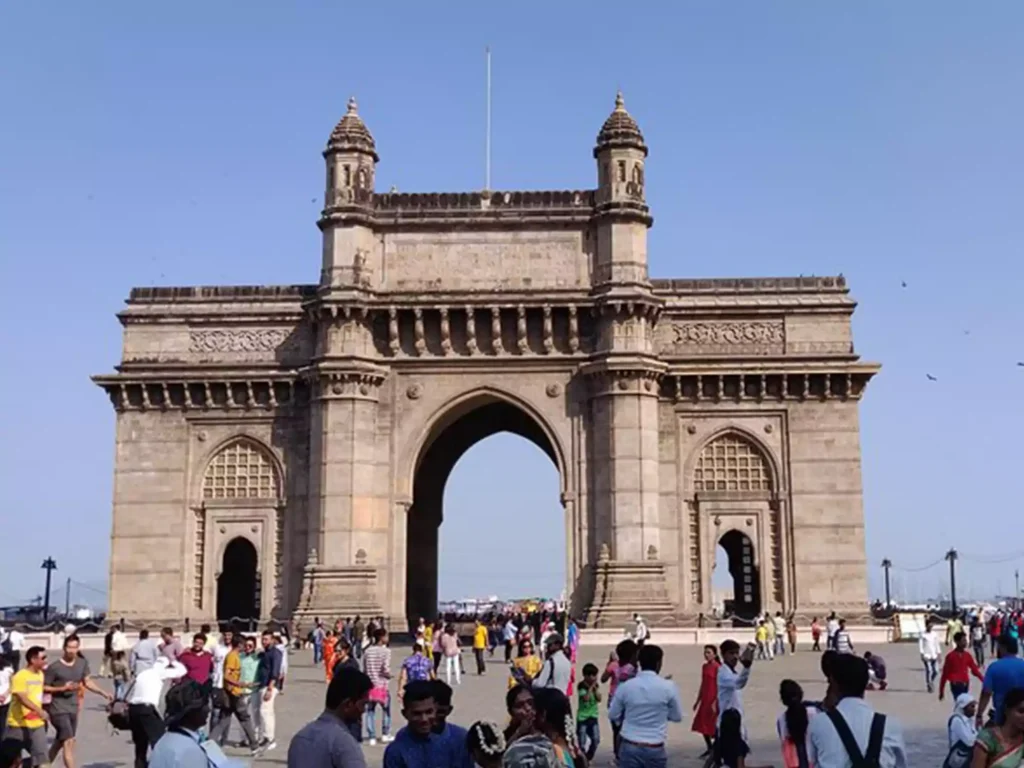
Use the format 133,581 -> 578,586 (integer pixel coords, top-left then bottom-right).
578,685 -> 599,721
239,652 -> 259,686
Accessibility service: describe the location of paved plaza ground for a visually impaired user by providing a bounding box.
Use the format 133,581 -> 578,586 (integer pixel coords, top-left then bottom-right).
61,641 -> 955,767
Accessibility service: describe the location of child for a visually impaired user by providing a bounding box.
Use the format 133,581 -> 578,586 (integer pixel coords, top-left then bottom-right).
576,663 -> 601,760
111,650 -> 131,700
706,708 -> 772,768
467,720 -> 506,768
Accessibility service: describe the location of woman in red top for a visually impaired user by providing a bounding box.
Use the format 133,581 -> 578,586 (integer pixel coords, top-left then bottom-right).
692,644 -> 721,755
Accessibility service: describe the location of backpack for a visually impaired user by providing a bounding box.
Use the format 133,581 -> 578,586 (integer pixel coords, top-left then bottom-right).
942,716 -> 974,768
825,709 -> 886,768
106,680 -> 135,732
503,734 -> 560,768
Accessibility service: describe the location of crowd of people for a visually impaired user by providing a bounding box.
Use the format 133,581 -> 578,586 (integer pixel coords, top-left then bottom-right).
12,607 -> 1024,766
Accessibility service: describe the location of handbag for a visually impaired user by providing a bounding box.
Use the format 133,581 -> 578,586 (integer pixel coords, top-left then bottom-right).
107,680 -> 135,732
942,741 -> 973,768
368,685 -> 389,704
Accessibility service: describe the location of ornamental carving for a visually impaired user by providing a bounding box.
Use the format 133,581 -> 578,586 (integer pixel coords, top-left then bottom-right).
190,328 -> 293,354
662,320 -> 784,356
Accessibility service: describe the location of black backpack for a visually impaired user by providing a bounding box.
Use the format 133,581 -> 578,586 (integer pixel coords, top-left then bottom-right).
825,709 -> 886,768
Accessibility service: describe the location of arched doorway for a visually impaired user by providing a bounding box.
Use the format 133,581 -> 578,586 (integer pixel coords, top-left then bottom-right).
217,537 -> 259,623
718,530 -> 760,621
407,397 -> 562,626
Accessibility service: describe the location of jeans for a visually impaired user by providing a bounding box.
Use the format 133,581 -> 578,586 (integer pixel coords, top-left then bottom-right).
365,694 -> 391,739
950,681 -> 969,699
113,679 -> 127,700
313,643 -> 323,665
128,703 -> 165,768
209,692 -> 257,748
474,648 -> 486,674
444,655 -> 461,685
923,658 -> 939,690
974,641 -> 986,666
619,740 -> 668,768
577,718 -> 600,761
775,637 -> 786,656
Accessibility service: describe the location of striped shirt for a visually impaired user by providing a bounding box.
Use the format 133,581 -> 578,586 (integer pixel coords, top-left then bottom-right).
363,644 -> 391,688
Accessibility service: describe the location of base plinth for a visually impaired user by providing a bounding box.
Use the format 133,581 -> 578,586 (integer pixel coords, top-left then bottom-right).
583,559 -> 674,628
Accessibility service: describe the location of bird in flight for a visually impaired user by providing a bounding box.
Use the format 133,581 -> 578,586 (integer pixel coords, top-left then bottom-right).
926,374 -> 938,381
901,281 -> 907,288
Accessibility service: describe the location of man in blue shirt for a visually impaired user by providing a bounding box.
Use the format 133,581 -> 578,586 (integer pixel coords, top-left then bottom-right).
429,680 -> 473,768
978,635 -> 1024,728
608,644 -> 683,768
383,681 -> 446,768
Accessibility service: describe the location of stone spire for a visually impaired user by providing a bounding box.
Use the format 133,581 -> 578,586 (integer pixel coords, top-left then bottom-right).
326,97 -> 379,161
594,91 -> 647,157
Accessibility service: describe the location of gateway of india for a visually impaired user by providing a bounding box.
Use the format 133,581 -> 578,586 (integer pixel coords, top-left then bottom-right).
94,93 -> 879,629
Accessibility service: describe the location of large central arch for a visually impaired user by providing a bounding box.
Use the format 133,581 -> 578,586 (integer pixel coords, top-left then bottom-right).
405,391 -> 565,624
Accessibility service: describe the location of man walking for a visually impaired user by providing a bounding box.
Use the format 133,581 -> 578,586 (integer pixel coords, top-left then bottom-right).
44,634 -> 113,768
312,621 -> 325,665
808,654 -> 907,768
472,619 -> 488,676
363,627 -> 394,746
503,618 -> 518,664
253,630 -> 282,752
976,635 -> 1024,731
939,631 -> 984,701
533,633 -> 572,695
773,612 -> 788,657
6,646 -> 49,768
608,644 -> 682,768
129,629 -> 160,675
919,621 -> 942,693
209,629 -> 233,733
209,635 -> 260,756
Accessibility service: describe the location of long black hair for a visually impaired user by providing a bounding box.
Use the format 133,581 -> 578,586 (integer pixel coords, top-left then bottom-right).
713,708 -> 748,767
780,679 -> 809,743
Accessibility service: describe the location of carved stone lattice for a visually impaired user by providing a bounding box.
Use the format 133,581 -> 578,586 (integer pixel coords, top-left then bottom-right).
190,328 -> 292,354
193,508 -> 205,610
274,509 -> 285,608
203,439 -> 281,500
694,434 -> 772,492
663,320 -> 784,356
770,509 -> 783,604
689,507 -> 701,602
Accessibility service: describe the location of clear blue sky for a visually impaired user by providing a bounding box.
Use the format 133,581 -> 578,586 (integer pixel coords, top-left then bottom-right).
2,2 -> 1022,609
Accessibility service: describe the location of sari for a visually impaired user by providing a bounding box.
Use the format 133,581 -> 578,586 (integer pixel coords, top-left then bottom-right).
508,654 -> 543,689
323,636 -> 338,683
975,727 -> 1024,768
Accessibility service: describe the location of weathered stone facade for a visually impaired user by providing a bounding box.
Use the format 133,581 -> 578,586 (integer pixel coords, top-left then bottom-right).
94,94 -> 879,627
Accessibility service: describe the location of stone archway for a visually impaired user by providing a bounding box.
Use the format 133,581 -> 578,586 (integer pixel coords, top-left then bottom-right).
405,395 -> 563,626
717,529 -> 761,621
217,537 -> 259,623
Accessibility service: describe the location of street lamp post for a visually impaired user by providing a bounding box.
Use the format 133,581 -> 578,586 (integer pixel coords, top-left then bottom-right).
41,557 -> 58,624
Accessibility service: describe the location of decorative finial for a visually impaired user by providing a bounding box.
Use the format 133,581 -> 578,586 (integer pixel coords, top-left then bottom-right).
347,96 -> 358,114
614,90 -> 625,111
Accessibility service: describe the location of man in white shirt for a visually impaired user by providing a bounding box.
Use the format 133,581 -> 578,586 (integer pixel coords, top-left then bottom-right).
808,653 -> 907,768
826,613 -> 840,651
608,644 -> 682,766
128,656 -> 186,767
772,612 -> 788,657
209,629 -> 234,733
717,639 -> 754,724
502,619 -> 518,663
919,621 -> 943,693
633,614 -> 649,646
7,629 -> 25,671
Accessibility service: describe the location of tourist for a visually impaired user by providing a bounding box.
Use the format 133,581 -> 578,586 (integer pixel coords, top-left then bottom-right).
209,635 -> 259,755
251,630 -> 283,752
127,655 -> 186,767
711,708 -> 773,768
0,654 -> 13,741
148,679 -> 239,768
755,621 -> 771,661
287,667 -> 372,768
382,680 -> 445,767
509,639 -> 543,689
978,637 -> 1024,731
159,626 -> 184,661
324,631 -> 338,683
773,612 -> 788,657
503,619 -> 519,664
834,620 -> 854,654
947,693 -> 977,757
940,631 -> 985,701
609,644 -> 682,768
811,618 -> 823,652
777,680 -> 817,768
502,692 -> 559,768
633,614 -> 650,647
398,640 -> 434,699
351,616 -> 365,661
5,630 -> 24,673
787,616 -> 799,655
807,654 -> 906,768
864,651 -> 888,691
129,629 -> 161,675
45,633 -> 113,768
177,633 -> 214,686
437,624 -> 460,687
973,620 -> 988,667
972,687 -> 1024,768
718,641 -> 755,727
576,662 -> 602,761
692,644 -> 721,756
948,615 -> 966,647
534,634 -> 572,695
765,615 -> 779,660
111,651 -> 130,701
467,720 -> 506,768
312,621 -> 326,665
504,685 -> 535,744
603,639 -> 638,761
332,638 -> 360,680
364,627 -> 394,746
209,629 -> 233,732
921,620 -> 944,693
472,619 -> 489,676
102,626 -> 115,677
826,613 -> 840,651
5,646 -> 48,768
428,680 -> 473,766
275,631 -> 289,692
532,687 -> 584,767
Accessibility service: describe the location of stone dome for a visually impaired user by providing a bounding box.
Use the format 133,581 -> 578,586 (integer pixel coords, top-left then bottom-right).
326,97 -> 379,160
595,91 -> 647,156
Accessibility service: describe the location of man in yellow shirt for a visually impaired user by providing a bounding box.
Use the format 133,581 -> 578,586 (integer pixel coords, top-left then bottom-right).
472,619 -> 488,676
8,645 -> 50,767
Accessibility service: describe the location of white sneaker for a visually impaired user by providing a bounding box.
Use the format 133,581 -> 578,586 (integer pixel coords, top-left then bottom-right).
369,738 -> 378,746
381,735 -> 394,743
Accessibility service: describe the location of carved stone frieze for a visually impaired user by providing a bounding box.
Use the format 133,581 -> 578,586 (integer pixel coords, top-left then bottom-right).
190,328 -> 294,354
660,320 -> 785,356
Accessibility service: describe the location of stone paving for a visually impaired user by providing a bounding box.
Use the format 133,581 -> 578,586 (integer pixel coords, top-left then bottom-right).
62,642 -> 954,767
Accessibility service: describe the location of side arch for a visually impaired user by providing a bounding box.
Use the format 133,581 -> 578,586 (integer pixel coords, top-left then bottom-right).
398,385 -> 569,501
